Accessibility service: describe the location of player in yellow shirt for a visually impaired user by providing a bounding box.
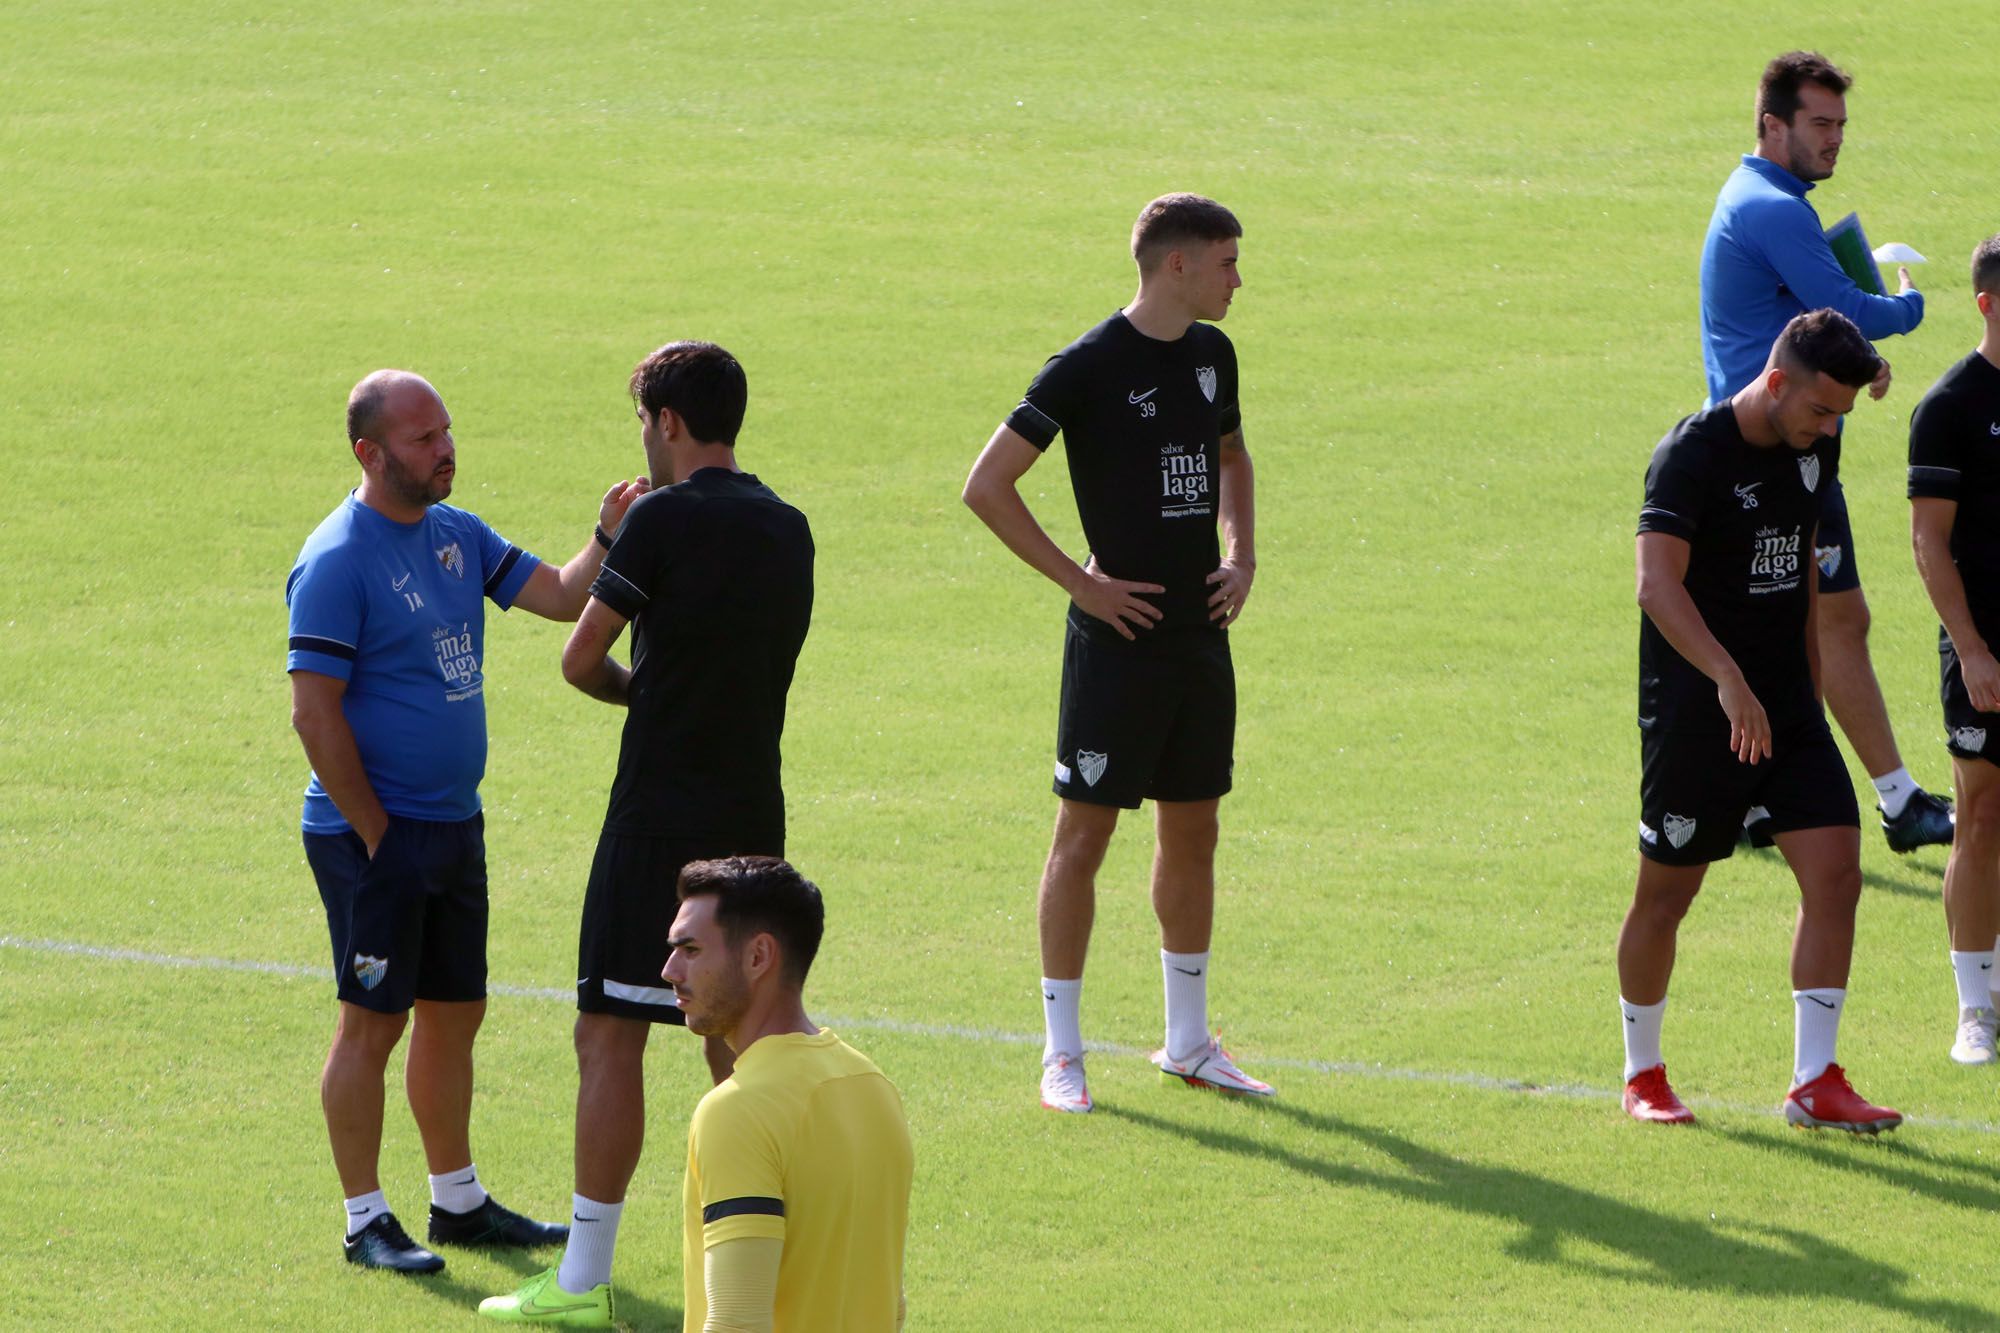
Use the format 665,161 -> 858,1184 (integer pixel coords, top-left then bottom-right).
480,855 -> 911,1329
671,856 -> 913,1332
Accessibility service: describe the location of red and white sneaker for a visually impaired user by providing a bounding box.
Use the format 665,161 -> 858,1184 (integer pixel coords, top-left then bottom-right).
1150,1036 -> 1275,1098
1784,1063 -> 1902,1134
1040,1053 -> 1093,1113
1622,1064 -> 1695,1125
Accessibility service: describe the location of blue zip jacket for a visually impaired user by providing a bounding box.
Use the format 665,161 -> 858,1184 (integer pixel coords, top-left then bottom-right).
1699,154 -> 1923,404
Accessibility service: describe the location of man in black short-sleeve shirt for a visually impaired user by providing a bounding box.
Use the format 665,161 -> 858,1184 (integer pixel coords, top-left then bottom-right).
1908,233 -> 2000,1066
480,341 -> 812,1322
1617,309 -> 1901,1134
964,193 -> 1270,1113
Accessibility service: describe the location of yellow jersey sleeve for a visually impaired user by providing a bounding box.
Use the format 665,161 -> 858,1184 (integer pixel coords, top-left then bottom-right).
689,1089 -> 787,1248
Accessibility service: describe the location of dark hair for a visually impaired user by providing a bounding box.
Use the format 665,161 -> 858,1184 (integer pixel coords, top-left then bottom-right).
1973,233 -> 2000,297
677,856 -> 824,987
1131,193 -> 1241,270
1756,51 -> 1851,138
629,341 -> 747,446
1774,309 -> 1881,389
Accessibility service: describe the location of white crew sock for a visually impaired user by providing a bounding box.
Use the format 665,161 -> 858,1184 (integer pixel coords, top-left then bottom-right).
344,1189 -> 390,1238
1042,978 -> 1083,1060
1619,996 -> 1667,1081
1792,988 -> 1846,1087
1951,951 -> 1995,1013
1872,767 -> 1918,819
429,1162 -> 489,1215
1162,950 -> 1211,1062
556,1195 -> 623,1294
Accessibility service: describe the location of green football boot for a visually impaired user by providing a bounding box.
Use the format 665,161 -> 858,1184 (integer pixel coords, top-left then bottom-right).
478,1267 -> 615,1327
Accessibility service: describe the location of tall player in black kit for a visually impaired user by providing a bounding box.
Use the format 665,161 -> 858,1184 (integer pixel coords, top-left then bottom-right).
1909,233 -> 2000,1067
964,194 -> 1268,1113
1619,310 -> 1900,1133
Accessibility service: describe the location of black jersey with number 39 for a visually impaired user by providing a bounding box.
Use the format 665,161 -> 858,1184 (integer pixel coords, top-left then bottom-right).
1637,403 -> 1838,733
1006,312 -> 1241,636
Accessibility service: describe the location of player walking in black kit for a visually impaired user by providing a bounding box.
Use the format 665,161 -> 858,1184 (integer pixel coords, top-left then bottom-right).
1909,234 -> 2000,1066
1618,309 -> 1901,1133
964,193 -> 1268,1113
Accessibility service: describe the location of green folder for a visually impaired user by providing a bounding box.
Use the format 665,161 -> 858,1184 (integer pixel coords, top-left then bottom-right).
1824,212 -> 1886,296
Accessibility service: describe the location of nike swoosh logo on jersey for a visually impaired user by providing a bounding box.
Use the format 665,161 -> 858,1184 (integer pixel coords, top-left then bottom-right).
1128,387 -> 1158,404
392,572 -> 412,590
1990,422 -> 2000,436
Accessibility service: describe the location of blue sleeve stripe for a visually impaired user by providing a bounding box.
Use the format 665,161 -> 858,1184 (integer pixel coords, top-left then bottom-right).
702,1196 -> 784,1224
484,546 -> 524,597
289,635 -> 356,661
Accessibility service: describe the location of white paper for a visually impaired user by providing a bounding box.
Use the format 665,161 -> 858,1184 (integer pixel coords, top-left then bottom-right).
1872,242 -> 1926,264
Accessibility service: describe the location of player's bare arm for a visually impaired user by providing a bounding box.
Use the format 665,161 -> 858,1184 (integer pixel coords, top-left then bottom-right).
288,670 -> 390,853
1207,427 -> 1255,625
512,478 -> 650,620
962,423 -> 1164,641
561,597 -> 633,705
1913,496 -> 2000,711
1636,532 -> 1771,763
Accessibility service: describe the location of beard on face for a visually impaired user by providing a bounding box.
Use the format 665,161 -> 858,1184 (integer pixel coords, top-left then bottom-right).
384,449 -> 452,508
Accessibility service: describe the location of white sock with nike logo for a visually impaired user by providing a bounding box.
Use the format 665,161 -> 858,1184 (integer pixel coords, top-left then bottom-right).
557,1194 -> 622,1294
1162,950 -> 1210,1062
429,1162 -> 488,1215
1791,988 -> 1845,1087
1872,767 -> 1918,819
1041,978 -> 1083,1060
344,1188 -> 389,1238
1951,951 -> 1995,1012
1619,996 -> 1666,1080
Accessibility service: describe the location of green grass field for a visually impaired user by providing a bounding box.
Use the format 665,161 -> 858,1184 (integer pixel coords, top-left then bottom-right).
7,0 -> 2000,1326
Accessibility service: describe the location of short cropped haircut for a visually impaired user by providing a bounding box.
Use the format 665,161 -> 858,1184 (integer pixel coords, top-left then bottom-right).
1756,51 -> 1851,138
1130,193 -> 1241,271
677,855 -> 825,988
1973,234 -> 2000,297
629,341 -> 747,446
1774,309 -> 1881,390
346,370 -> 403,446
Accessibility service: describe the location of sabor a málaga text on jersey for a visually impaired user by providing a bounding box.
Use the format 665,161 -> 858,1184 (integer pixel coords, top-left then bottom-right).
1005,312 -> 1241,636
1637,403 -> 1838,734
286,496 -> 540,833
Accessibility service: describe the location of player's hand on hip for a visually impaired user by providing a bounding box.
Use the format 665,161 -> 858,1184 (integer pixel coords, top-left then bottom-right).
600,477 -> 651,535
1074,557 -> 1162,641
1868,356 -> 1893,401
1963,644 -> 2000,714
1206,560 -> 1254,626
1716,672 -> 1771,764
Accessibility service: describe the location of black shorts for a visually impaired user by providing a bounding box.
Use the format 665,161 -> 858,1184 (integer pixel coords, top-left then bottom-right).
1638,718 -> 1858,864
1053,617 -> 1234,810
304,813 -> 487,1013
576,830 -> 781,1022
1941,629 -> 2000,767
1813,479 -> 1860,595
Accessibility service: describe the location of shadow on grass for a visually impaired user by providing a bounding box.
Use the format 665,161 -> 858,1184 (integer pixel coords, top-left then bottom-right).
1100,1099 -> 1990,1328
1712,1121 -> 2000,1213
397,1262 -> 683,1332
1862,862 -> 1940,900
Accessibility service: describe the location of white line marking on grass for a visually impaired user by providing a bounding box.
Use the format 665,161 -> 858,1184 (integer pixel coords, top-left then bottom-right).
8,933 -> 1999,1134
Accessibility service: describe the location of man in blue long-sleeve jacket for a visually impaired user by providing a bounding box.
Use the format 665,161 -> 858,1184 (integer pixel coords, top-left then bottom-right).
1699,49 -> 1953,854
